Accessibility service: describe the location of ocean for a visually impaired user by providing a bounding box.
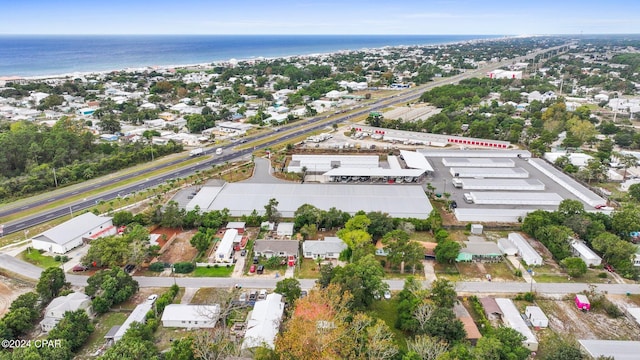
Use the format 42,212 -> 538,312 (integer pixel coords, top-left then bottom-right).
0,35 -> 501,78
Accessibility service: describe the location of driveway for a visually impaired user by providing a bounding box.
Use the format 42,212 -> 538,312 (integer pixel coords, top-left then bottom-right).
241,157 -> 288,184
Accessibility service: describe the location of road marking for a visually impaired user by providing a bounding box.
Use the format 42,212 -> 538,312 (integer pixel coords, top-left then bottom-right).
20,206 -> 28,210
71,191 -> 79,195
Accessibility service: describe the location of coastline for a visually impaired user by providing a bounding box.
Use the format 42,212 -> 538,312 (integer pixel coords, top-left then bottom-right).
0,34 -> 512,81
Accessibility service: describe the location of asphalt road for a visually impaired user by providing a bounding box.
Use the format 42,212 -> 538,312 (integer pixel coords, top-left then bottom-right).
2,253 -> 637,296
0,44 -> 568,236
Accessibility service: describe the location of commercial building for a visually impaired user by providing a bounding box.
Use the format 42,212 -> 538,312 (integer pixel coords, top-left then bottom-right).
31,212 -> 116,254
467,192 -> 563,206
450,167 -> 529,178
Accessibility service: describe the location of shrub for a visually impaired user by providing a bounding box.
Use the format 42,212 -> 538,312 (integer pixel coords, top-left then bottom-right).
149,262 -> 165,272
173,262 -> 194,274
598,272 -> 608,278
604,302 -> 623,318
514,269 -> 523,277
54,255 -> 61,261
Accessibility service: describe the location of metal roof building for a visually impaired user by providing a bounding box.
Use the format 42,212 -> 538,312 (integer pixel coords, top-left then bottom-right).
508,233 -> 543,266
418,149 -> 531,158
185,186 -> 223,212
400,150 -> 434,171
287,154 -> 379,173
454,208 -> 537,223
190,183 -> 433,219
215,229 -> 238,263
242,293 -> 284,350
450,167 -> 529,178
31,212 -> 115,254
469,192 -> 563,206
570,239 -> 602,266
113,302 -> 152,343
495,298 -> 538,351
442,158 -> 515,168
455,178 -> 545,191
578,340 -> 640,360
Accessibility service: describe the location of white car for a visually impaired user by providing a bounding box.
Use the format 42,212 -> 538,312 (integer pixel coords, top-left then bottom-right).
147,294 -> 158,302
384,291 -> 391,300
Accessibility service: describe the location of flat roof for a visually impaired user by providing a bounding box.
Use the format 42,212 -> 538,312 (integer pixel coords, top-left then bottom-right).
458,178 -> 545,190
419,149 -> 531,158
442,158 -> 515,167
400,150 -> 434,171
579,340 -> 640,360
186,186 -> 223,212
450,167 -> 529,178
161,304 -> 219,323
323,167 -> 425,177
529,158 -> 606,207
32,212 -> 112,245
470,192 -> 563,205
202,183 -> 433,219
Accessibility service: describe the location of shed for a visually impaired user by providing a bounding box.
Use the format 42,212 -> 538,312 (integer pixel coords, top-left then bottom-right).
525,306 -> 549,328
575,294 -> 591,311
225,221 -> 246,234
276,222 -> 295,237
470,224 -> 483,235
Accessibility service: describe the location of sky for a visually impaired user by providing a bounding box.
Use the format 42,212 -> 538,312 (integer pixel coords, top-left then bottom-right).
1,0 -> 639,36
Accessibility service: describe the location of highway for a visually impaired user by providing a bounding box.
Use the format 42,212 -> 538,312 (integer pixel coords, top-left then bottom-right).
0,44 -> 568,236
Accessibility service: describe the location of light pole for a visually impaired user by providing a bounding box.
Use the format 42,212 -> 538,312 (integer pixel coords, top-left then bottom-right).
443,179 -> 447,194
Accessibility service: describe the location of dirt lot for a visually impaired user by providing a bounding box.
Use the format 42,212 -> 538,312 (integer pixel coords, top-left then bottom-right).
155,228 -> 198,264
0,275 -> 33,317
536,297 -> 640,341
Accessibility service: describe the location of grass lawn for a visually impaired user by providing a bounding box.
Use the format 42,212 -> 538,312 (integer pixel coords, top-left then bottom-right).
193,265 -> 234,277
409,231 -> 436,242
483,262 -> 521,282
18,249 -> 63,269
296,258 -> 321,279
369,299 -> 407,351
433,262 -> 460,281
75,312 -> 128,359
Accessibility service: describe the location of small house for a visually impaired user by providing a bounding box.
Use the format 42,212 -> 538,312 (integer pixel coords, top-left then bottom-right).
276,222 -> 295,238
161,304 -> 220,329
570,239 -> 602,267
40,292 -> 92,332
525,306 -> 549,328
302,237 -> 347,260
254,240 -> 299,259
575,294 -> 591,311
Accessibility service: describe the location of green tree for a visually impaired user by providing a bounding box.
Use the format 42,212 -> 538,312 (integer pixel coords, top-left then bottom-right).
48,309 -> 94,352
294,204 -> 322,229
421,307 -> 466,342
112,211 -> 134,226
382,229 -> 423,273
628,183 -> 640,201
611,204 -> 640,239
331,254 -> 388,309
264,198 -> 280,223
366,211 -> 396,240
429,279 -> 457,309
275,278 -> 302,304
434,240 -> 461,264
561,257 -> 588,277
190,228 -> 214,253
37,267 -> 67,303
164,337 -> 195,360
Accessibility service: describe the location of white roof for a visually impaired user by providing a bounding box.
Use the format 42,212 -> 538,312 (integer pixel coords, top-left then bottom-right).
32,212 -> 112,245
419,149 -> 530,158
242,293 -> 284,349
303,237 -> 347,255
525,306 -> 548,320
571,240 -> 602,262
450,167 -> 529,178
470,192 -> 563,205
277,222 -> 295,234
45,292 -> 90,315
114,303 -> 152,341
201,183 -> 433,219
323,167 -> 425,177
508,233 -> 543,265
442,157 -> 515,167
458,178 -> 545,190
575,294 -> 590,304
161,304 -> 219,323
226,221 -> 246,229
400,150 -> 434,171
578,340 -> 640,360
495,298 -> 537,346
215,229 -> 238,259
185,186 -> 223,212
627,307 -> 640,325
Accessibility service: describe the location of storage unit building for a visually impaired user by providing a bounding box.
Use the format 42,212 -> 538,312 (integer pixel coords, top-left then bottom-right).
449,167 -> 529,178
454,178 -> 545,191
525,306 -> 549,328
442,158 -> 515,167
469,192 -> 563,206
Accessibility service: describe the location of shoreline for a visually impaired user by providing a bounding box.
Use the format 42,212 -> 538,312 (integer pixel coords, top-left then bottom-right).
0,34 -> 515,82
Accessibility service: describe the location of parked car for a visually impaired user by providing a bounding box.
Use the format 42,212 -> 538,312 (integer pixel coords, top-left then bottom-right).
239,292 -> 247,302
72,264 -> 88,272
240,249 -> 247,256
604,264 -> 615,273
124,264 -> 135,273
384,291 -> 392,300
253,256 -> 259,264
256,265 -> 265,274
249,265 -> 256,273
248,291 -> 257,301
147,294 -> 158,302
258,289 -> 267,300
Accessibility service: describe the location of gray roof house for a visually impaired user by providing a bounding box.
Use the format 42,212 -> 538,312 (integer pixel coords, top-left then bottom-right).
302,237 -> 347,259
254,240 -> 299,258
41,292 -> 92,332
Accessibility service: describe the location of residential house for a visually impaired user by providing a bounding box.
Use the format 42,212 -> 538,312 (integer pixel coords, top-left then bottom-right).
453,302 -> 482,345
161,304 -> 219,329
31,213 -> 116,254
40,292 -> 92,332
276,222 -> 295,238
111,302 -> 152,343
507,233 -> 543,266
215,229 -> 238,263
456,241 -> 502,263
495,298 -> 538,351
242,293 -> 285,350
570,239 -> 602,267
302,237 -> 347,260
254,240 -> 299,259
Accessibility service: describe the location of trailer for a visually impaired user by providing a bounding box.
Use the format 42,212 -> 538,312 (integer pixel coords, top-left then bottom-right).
449,167 -> 529,178
469,192 -> 563,205
575,294 -> 591,311
189,148 -> 204,157
454,178 -> 545,191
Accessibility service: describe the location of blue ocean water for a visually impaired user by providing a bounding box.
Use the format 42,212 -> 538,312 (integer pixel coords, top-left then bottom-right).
0,35 -> 500,78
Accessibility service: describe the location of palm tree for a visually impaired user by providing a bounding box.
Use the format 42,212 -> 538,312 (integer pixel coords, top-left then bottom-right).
620,154 -> 638,180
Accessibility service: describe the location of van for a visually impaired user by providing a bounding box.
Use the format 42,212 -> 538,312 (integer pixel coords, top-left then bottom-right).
463,193 -> 474,203
256,265 -> 265,274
